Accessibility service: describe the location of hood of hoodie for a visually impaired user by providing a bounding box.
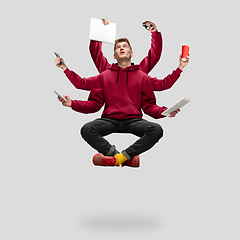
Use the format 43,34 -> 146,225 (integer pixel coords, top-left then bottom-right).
109,63 -> 140,86
110,63 -> 139,71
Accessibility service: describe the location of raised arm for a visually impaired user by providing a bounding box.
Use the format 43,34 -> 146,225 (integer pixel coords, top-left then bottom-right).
149,68 -> 182,91
139,21 -> 163,74
55,57 -> 97,91
89,19 -> 112,73
89,40 -> 112,73
149,55 -> 189,91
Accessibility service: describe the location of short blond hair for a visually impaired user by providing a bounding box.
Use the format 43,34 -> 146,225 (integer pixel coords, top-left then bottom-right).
114,38 -> 132,51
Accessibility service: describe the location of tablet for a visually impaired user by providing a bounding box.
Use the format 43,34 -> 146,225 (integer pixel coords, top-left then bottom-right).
89,18 -> 116,44
162,97 -> 190,116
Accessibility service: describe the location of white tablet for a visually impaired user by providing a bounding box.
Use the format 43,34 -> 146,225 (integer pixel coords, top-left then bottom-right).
162,97 -> 190,116
89,18 -> 116,44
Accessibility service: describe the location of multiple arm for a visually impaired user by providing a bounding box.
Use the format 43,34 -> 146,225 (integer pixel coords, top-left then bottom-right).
55,55 -> 188,93
89,20 -> 162,75
58,79 -> 179,118
55,19 -> 189,118
55,20 -> 188,93
56,61 -> 189,118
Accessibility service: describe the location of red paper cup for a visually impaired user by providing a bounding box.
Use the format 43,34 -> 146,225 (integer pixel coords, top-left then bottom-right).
181,45 -> 190,61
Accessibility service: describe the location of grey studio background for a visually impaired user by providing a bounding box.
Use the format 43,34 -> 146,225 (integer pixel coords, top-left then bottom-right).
1,0 -> 239,239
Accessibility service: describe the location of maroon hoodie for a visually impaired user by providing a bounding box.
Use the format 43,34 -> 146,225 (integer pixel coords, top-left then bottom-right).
70,64 -> 168,119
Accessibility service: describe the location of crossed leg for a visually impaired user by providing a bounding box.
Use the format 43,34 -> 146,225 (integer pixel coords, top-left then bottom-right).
80,117 -> 163,160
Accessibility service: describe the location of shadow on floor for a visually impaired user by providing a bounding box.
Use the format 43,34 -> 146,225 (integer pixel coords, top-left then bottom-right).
80,213 -> 161,232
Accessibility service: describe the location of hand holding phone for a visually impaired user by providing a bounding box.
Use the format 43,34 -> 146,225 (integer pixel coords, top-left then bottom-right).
54,90 -> 67,102
54,90 -> 72,107
142,21 -> 157,32
143,22 -> 152,30
54,52 -> 63,65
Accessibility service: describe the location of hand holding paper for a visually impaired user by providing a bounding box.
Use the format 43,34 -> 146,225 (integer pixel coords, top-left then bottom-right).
89,18 -> 116,44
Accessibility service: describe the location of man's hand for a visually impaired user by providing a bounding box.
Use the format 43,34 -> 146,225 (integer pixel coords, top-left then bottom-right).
178,55 -> 189,70
168,109 -> 180,117
102,19 -> 112,25
55,57 -> 67,71
57,95 -> 72,107
143,21 -> 157,32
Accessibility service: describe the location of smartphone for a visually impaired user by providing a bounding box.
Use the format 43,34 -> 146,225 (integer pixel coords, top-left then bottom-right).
54,52 -> 63,65
142,22 -> 153,30
54,90 -> 67,102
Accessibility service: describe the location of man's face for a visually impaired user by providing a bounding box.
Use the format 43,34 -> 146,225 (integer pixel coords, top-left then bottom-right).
114,42 -> 133,61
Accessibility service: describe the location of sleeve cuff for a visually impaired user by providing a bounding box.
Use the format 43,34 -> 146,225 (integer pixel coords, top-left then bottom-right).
64,68 -> 70,74
71,100 -> 78,110
151,30 -> 160,35
177,67 -> 183,73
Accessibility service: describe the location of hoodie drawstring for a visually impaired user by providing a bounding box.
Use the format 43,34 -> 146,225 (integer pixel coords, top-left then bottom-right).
116,68 -> 120,83
126,68 -> 129,87
116,67 -> 130,87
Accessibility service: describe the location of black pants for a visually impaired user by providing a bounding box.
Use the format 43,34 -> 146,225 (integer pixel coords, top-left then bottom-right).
80,118 -> 163,160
